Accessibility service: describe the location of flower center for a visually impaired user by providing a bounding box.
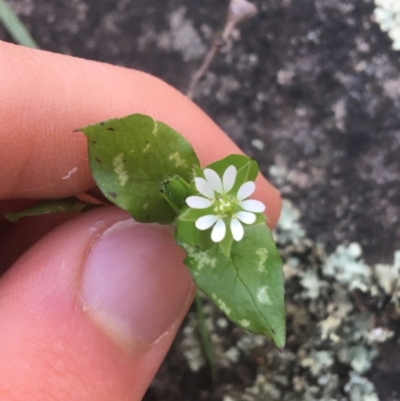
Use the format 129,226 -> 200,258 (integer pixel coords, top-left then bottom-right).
214,195 -> 235,215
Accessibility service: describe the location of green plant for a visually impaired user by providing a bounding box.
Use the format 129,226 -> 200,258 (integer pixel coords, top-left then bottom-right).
82,113 -> 285,348
4,113 -> 286,349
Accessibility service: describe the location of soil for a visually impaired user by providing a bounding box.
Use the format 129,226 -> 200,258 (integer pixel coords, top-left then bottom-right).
1,1 -> 400,400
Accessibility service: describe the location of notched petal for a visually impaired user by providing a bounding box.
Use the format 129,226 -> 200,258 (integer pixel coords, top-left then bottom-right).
237,181 -> 256,201
222,165 -> 237,193
204,168 -> 223,193
236,211 -> 256,224
211,219 -> 226,242
195,177 -> 215,199
186,196 -> 214,209
230,218 -> 244,241
196,214 -> 218,230
239,199 -> 265,213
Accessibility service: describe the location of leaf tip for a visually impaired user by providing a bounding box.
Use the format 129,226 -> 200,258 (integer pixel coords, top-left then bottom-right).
2,213 -> 19,223
272,333 -> 286,350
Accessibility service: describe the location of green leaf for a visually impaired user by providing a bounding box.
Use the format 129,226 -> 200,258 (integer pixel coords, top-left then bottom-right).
177,224 -> 286,348
81,114 -> 200,224
2,198 -> 91,222
204,154 -> 259,192
161,175 -> 190,213
176,207 -> 215,251
80,115 -> 285,346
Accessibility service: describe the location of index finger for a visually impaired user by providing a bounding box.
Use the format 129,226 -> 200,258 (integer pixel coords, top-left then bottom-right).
0,41 -> 281,227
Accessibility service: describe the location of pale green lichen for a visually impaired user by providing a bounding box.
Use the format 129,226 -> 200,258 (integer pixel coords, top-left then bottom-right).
180,194 -> 398,401
268,164 -> 289,187
323,243 -> 371,292
344,372 -> 379,401
338,345 -> 377,374
300,269 -> 322,299
301,351 -> 334,376
225,347 -> 240,363
160,6 -> 206,62
274,199 -> 305,245
374,250 -> 400,309
373,0 -> 400,51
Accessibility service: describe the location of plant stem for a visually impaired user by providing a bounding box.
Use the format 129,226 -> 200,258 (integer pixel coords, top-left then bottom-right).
195,291 -> 217,382
187,0 -> 257,99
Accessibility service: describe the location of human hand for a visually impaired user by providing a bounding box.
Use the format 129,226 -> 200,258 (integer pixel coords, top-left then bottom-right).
0,40 -> 281,401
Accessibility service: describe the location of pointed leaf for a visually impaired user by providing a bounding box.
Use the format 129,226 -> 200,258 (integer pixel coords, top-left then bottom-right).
81,114 -> 200,224
205,154 -> 258,182
176,223 -> 285,348
2,198 -> 92,222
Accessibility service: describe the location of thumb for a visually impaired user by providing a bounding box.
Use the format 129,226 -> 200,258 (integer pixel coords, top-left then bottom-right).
0,207 -> 195,401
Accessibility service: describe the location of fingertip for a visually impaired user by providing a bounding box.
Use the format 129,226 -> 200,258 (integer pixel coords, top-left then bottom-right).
0,207 -> 195,401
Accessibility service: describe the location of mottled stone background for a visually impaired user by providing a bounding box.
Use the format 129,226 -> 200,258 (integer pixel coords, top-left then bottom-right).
1,1 -> 400,400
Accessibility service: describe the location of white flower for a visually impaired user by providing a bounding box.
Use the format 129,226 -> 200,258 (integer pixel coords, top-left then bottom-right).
186,165 -> 265,243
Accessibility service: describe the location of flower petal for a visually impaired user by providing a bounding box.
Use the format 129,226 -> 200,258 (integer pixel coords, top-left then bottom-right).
195,215 -> 218,230
211,219 -> 226,242
237,181 -> 256,201
204,168 -> 223,193
236,211 -> 256,225
186,196 -> 213,209
230,218 -> 244,241
239,199 -> 265,213
195,177 -> 215,199
222,165 -> 237,193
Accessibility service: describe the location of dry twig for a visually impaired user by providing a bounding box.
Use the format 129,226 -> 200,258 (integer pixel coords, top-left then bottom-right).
187,0 -> 257,99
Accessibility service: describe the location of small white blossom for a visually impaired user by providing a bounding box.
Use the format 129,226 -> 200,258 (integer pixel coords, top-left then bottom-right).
186,165 -> 265,243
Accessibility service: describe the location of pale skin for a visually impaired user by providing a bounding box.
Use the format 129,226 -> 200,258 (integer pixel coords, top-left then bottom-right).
0,40 -> 281,401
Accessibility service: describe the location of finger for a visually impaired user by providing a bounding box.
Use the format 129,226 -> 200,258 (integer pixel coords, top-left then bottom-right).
0,207 -> 195,401
0,41 -> 281,227
0,213 -> 79,274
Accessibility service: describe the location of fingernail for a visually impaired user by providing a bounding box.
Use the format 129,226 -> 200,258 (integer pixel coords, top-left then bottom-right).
80,219 -> 193,350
